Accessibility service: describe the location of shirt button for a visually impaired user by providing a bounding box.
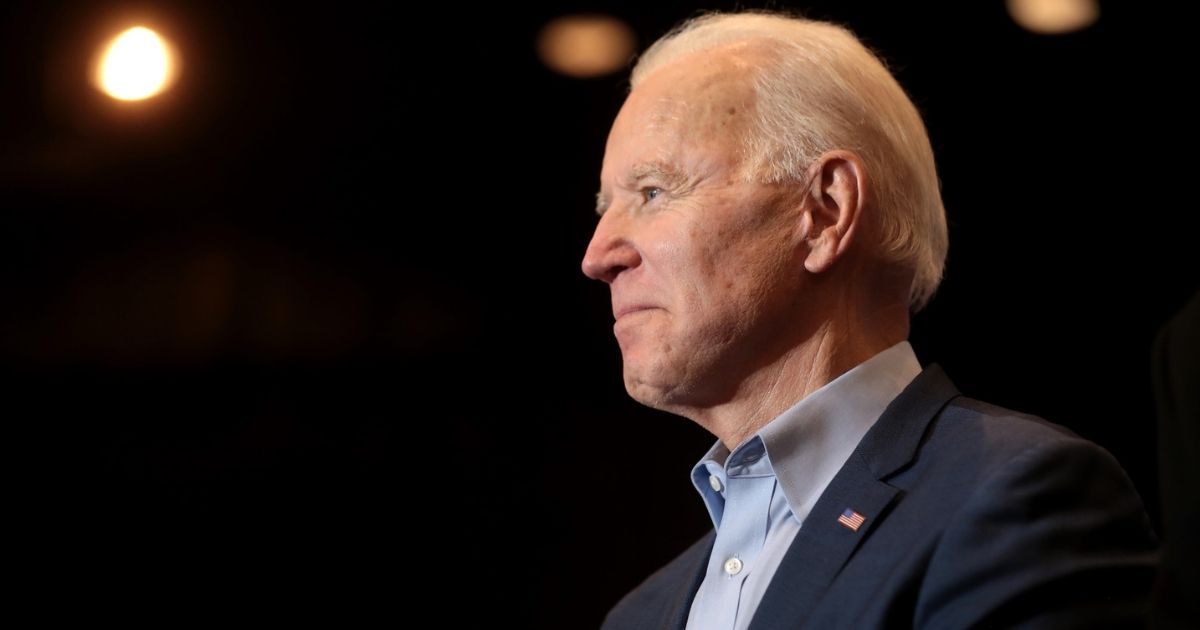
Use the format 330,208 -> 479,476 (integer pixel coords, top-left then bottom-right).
708,475 -> 722,492
723,557 -> 743,576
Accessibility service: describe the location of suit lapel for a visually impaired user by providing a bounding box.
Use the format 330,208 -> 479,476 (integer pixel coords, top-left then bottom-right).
659,531 -> 716,630
747,365 -> 961,630
747,463 -> 899,629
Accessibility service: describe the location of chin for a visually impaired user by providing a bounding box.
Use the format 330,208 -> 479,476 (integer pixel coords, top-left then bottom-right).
624,381 -> 667,411
622,365 -> 680,412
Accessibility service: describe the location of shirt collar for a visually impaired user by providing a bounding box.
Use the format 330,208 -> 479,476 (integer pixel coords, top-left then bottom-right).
690,341 -> 922,528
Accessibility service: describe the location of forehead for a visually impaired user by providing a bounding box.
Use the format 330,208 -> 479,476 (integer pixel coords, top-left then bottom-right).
605,47 -> 759,168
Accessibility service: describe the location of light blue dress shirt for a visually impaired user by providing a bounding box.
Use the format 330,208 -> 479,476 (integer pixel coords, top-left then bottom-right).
685,341 -> 922,630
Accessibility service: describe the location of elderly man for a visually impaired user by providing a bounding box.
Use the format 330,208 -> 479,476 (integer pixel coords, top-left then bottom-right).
582,12 -> 1156,630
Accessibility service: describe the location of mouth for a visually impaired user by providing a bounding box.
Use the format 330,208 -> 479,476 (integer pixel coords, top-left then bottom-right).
613,305 -> 656,321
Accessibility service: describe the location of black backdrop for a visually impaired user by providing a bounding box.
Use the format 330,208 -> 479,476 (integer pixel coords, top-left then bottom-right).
1,1 -> 1193,624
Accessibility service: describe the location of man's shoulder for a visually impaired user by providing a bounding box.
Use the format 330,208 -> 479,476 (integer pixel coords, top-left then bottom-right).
844,359 -> 1120,492
856,363 -> 1108,482
942,395 -> 1075,436
920,394 -> 1104,469
827,390 -> 1157,627
887,392 -> 1143,521
894,397 -> 1157,628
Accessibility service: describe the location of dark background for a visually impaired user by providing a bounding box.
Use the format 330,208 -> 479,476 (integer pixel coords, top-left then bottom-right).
1,0 -> 1192,624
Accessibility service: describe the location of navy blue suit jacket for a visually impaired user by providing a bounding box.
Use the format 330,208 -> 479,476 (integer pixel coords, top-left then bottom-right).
602,365 -> 1157,629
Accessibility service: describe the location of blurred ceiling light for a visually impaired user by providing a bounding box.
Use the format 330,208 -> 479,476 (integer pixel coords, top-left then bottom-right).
1007,0 -> 1099,35
96,26 -> 176,100
538,14 -> 636,78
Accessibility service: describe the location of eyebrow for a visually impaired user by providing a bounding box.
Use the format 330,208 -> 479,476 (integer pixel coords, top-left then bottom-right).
629,161 -> 686,185
595,161 -> 687,216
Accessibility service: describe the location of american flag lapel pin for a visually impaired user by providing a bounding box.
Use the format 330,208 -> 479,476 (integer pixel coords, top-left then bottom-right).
837,508 -> 866,532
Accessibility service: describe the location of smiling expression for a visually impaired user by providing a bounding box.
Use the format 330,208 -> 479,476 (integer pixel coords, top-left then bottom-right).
582,47 -> 813,411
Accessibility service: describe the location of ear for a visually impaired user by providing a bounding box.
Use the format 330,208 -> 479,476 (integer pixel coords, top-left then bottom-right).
798,150 -> 868,274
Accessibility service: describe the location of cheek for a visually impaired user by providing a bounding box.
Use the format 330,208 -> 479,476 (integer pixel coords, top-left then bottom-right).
674,242 -> 729,307
642,208 -> 786,310
641,225 -> 707,291
674,217 -> 731,276
706,240 -> 793,316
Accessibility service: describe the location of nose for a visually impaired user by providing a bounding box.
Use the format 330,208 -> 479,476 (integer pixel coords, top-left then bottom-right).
581,211 -> 641,284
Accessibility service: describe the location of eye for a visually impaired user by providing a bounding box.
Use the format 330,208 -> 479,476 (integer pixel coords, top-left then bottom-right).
642,186 -> 663,203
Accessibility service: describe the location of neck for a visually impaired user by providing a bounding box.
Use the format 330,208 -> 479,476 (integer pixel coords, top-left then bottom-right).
687,314 -> 908,451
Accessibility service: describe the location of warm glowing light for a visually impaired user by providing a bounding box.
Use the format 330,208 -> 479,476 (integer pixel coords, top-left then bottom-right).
1007,0 -> 1099,35
537,15 -> 636,78
97,26 -> 175,100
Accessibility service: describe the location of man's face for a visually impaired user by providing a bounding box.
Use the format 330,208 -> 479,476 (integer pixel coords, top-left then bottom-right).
583,50 -> 809,411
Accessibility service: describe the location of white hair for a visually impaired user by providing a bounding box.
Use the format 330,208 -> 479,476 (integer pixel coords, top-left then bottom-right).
631,12 -> 948,312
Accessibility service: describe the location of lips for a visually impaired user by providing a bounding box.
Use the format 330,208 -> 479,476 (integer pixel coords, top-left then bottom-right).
613,305 -> 656,320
